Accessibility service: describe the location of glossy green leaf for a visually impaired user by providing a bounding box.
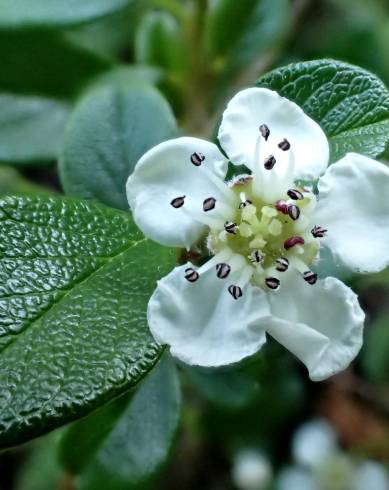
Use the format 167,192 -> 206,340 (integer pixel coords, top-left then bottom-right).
0,195 -> 176,449
59,86 -> 176,210
256,59 -> 389,162
0,94 -> 70,164
60,354 -> 181,490
0,0 -> 130,28
0,30 -> 110,98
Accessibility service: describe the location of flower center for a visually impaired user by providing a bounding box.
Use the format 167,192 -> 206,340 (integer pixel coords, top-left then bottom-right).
170,124 -> 328,299
207,176 -> 320,291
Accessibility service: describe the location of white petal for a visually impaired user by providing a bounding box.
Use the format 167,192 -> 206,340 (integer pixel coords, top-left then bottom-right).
218,88 -> 329,179
315,153 -> 389,273
147,264 -> 270,367
266,272 -> 364,381
126,137 -> 228,248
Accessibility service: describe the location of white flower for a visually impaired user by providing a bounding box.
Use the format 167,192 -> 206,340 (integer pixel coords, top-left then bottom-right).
126,87 -> 389,381
232,449 -> 273,490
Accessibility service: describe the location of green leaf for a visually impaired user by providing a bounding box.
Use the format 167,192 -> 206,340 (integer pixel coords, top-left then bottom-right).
256,59 -> 389,162
59,86 -> 176,210
206,0 -> 289,83
362,316 -> 389,383
0,0 -> 130,28
186,366 -> 259,410
0,30 -> 110,99
0,195 -> 176,449
135,11 -> 188,77
15,434 -> 62,490
59,355 -> 181,490
0,167 -> 55,196
0,94 -> 70,164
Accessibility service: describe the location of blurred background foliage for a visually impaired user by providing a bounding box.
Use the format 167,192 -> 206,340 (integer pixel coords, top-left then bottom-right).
0,0 -> 388,489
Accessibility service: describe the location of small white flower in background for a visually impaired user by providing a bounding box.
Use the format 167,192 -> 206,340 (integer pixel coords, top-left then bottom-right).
277,419 -> 389,490
127,87 -> 389,380
232,449 -> 272,490
292,419 -> 338,469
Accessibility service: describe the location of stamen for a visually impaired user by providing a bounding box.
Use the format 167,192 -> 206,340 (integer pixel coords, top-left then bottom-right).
250,250 -> 264,264
264,155 -> 276,170
190,152 -> 205,166
303,271 -> 318,285
275,257 -> 289,272
275,200 -> 289,214
278,138 -> 291,151
203,197 -> 216,212
259,124 -> 270,141
224,221 -> 238,234
311,225 -> 327,238
265,277 -> 280,290
288,204 -> 300,221
284,236 -> 305,250
239,193 -> 253,211
170,196 -> 186,208
185,267 -> 199,282
228,284 -> 243,300
287,189 -> 304,200
216,263 -> 231,279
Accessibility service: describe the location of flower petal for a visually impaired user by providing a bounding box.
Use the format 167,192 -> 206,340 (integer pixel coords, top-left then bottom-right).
315,153 -> 389,273
218,87 -> 329,180
266,272 -> 364,381
147,263 -> 270,367
126,137 -> 228,248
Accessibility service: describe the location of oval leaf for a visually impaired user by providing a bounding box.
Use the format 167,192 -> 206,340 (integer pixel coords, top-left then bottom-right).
0,0 -> 130,28
0,195 -> 175,449
59,86 -> 176,210
0,94 -> 70,164
257,59 -> 389,162
59,354 -> 181,489
0,30 -> 110,99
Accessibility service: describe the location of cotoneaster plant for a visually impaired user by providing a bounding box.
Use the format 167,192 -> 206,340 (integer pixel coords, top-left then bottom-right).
127,87 -> 389,381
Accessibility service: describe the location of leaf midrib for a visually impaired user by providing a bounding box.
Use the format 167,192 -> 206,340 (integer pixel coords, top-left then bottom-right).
0,237 -> 147,357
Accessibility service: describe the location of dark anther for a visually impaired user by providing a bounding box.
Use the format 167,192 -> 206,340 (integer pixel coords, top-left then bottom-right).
284,236 -> 305,250
190,152 -> 205,166
311,225 -> 327,238
250,250 -> 264,264
170,196 -> 186,208
216,263 -> 231,279
239,199 -> 252,209
275,257 -> 289,272
288,204 -> 300,221
278,138 -> 291,151
185,267 -> 199,282
224,221 -> 238,234
264,155 -> 276,170
265,277 -> 280,290
303,271 -> 318,285
259,124 -> 270,141
228,284 -> 243,299
203,197 -> 216,212
287,188 -> 304,200
275,200 -> 289,214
